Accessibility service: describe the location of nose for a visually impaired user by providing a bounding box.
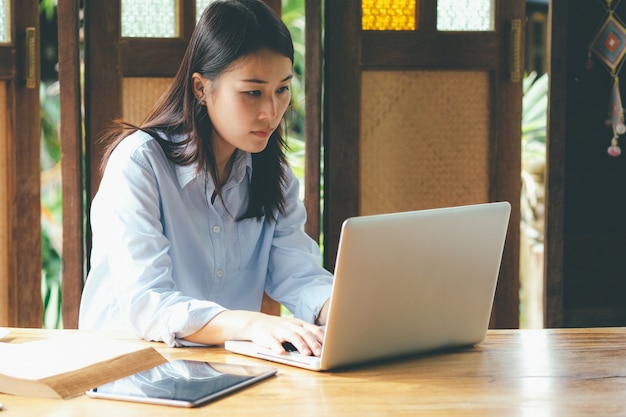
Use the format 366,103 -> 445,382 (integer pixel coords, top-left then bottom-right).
259,96 -> 278,121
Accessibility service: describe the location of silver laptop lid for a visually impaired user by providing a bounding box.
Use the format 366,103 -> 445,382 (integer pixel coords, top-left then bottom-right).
320,201 -> 511,370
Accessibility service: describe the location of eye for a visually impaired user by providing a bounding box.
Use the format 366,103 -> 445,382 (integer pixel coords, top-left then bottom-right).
277,86 -> 290,94
245,90 -> 262,97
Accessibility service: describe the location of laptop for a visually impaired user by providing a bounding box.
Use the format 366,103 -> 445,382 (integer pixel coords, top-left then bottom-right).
225,201 -> 511,371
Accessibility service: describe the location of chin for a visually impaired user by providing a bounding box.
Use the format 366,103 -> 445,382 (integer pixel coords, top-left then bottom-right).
244,139 -> 271,154
249,146 -> 269,154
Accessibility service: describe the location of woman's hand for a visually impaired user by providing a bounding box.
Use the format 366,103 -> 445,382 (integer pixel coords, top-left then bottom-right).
240,312 -> 325,356
184,310 -> 325,356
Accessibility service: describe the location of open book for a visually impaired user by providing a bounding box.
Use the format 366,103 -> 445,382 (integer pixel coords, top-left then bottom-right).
0,332 -> 167,399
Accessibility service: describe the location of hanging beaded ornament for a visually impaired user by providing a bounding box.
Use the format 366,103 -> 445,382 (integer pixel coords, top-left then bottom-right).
589,0 -> 626,156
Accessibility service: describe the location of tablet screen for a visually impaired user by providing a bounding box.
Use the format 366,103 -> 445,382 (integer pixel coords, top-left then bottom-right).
87,359 -> 277,407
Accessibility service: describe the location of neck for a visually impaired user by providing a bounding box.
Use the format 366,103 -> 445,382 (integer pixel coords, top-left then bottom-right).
216,150 -> 236,188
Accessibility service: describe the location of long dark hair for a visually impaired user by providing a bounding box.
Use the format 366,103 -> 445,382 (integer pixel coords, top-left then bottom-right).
100,0 -> 294,221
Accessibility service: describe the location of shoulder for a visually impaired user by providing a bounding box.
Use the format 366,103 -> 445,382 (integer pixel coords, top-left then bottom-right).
112,130 -> 161,158
107,130 -> 170,170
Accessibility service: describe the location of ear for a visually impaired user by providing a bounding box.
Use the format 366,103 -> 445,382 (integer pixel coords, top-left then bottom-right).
191,72 -> 207,102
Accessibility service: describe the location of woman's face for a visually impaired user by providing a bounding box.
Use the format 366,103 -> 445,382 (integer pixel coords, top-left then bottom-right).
197,48 -> 292,160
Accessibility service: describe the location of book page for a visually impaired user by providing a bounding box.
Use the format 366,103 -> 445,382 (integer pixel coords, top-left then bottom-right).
0,333 -> 160,380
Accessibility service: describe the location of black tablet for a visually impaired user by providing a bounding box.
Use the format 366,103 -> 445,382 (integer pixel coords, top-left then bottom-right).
86,359 -> 277,407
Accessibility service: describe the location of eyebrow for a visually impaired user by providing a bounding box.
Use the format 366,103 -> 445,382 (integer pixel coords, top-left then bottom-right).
242,74 -> 293,84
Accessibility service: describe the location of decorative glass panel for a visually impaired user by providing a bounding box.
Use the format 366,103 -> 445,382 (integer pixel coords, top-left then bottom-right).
437,0 -> 494,31
362,0 -> 417,31
0,0 -> 10,43
196,0 -> 217,22
121,0 -> 177,38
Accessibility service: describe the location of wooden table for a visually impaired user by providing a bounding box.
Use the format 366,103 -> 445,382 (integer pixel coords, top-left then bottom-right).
1,327 -> 626,416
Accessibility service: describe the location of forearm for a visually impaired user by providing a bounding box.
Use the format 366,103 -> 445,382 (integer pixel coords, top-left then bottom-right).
183,309 -> 326,356
315,298 -> 331,326
120,289 -> 228,346
183,310 -> 258,345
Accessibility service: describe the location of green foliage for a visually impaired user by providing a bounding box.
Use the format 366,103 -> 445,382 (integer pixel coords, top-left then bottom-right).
519,72 -> 548,329
40,80 -> 63,329
520,71 -> 548,245
522,71 -> 548,163
282,0 -> 306,181
40,0 -> 64,329
40,0 -> 57,21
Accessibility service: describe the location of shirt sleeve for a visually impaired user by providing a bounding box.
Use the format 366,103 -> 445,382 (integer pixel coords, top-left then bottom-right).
265,167 -> 334,323
88,136 -> 227,347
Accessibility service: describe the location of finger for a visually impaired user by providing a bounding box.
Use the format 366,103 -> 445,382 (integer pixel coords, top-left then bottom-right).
299,323 -> 326,347
264,337 -> 287,354
299,330 -> 323,357
285,328 -> 322,357
310,325 -> 325,343
254,326 -> 289,354
285,334 -> 312,356
289,318 -> 326,341
288,321 -> 325,356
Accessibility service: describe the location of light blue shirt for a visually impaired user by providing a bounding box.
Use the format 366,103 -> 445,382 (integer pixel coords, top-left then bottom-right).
78,130 -> 333,346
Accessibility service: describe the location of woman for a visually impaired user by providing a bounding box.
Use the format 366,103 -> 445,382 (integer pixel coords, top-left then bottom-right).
79,0 -> 333,357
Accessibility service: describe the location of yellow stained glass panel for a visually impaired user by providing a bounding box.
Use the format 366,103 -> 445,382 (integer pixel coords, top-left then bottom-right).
362,0 -> 417,31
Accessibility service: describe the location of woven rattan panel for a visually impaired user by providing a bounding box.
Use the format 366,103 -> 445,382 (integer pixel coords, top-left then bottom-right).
122,77 -> 173,125
360,70 -> 490,215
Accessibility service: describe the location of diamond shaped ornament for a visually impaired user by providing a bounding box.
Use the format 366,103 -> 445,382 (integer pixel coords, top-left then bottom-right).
591,14 -> 626,72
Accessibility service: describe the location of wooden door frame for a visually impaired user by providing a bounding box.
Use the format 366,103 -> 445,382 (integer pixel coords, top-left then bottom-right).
544,0 -> 565,328
0,0 -> 42,327
58,0 -> 85,328
303,0 -> 323,241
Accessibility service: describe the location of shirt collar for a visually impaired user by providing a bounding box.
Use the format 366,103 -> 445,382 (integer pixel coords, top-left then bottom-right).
174,149 -> 253,190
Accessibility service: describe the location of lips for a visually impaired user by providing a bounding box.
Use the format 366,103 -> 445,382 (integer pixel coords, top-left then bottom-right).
251,128 -> 274,138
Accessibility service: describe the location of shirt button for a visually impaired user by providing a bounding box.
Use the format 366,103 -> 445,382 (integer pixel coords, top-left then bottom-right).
212,225 -> 221,233
216,269 -> 224,278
